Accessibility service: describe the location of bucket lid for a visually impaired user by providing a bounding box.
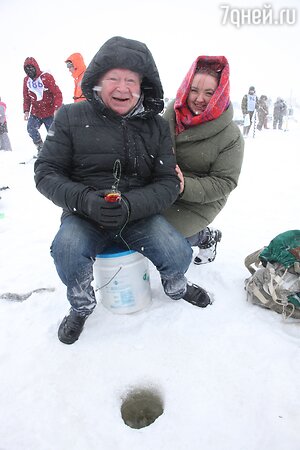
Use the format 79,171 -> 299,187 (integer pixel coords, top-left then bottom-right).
96,247 -> 136,259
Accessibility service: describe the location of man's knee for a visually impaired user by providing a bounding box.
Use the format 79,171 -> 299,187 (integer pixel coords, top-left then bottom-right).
51,220 -> 78,261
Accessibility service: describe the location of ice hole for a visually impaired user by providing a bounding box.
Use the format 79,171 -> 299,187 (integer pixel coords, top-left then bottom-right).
121,388 -> 164,429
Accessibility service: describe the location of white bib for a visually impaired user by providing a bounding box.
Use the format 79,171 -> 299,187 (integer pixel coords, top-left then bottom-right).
247,94 -> 256,112
27,74 -> 45,101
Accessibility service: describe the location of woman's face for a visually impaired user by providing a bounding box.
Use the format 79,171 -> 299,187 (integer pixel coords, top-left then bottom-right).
187,72 -> 218,115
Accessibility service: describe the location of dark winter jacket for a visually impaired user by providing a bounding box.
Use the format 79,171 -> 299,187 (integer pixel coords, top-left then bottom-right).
273,99 -> 287,119
0,101 -> 8,134
34,37 -> 179,224
23,57 -> 63,118
163,100 -> 244,236
258,96 -> 268,115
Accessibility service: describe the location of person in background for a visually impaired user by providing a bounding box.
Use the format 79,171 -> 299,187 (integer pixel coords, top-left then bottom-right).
163,55 -> 244,265
23,57 -> 63,155
241,85 -> 258,136
257,95 -> 269,131
0,97 -> 12,151
273,97 -> 287,130
34,36 -> 212,346
65,53 -> 86,102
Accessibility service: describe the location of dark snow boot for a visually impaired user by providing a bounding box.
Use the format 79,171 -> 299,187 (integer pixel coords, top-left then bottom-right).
34,140 -> 43,157
183,283 -> 212,308
58,309 -> 89,344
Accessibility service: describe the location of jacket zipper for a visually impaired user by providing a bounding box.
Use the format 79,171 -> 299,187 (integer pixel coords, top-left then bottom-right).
121,119 -> 138,175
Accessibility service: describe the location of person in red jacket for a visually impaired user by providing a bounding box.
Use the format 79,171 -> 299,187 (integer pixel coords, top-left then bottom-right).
0,97 -> 12,151
65,53 -> 86,102
23,57 -> 63,154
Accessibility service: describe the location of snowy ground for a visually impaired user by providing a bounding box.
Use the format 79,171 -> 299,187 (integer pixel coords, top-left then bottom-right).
0,116 -> 300,450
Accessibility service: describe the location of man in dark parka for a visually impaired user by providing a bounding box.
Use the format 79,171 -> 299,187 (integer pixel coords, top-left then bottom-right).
34,36 -> 211,345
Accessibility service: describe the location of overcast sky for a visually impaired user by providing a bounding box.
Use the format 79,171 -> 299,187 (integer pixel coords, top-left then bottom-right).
1,0 -> 299,113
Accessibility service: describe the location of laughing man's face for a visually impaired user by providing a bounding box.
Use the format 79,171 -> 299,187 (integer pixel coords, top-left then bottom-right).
97,68 -> 141,116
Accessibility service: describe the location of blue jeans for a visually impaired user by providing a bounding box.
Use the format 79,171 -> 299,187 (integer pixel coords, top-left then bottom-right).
50,214 -> 193,315
27,115 -> 53,144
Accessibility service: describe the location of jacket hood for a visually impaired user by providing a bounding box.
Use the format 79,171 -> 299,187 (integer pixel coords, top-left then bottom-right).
24,57 -> 42,78
65,53 -> 86,78
81,36 -> 164,115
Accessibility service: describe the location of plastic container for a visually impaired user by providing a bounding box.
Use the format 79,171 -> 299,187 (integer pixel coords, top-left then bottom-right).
93,248 -> 152,314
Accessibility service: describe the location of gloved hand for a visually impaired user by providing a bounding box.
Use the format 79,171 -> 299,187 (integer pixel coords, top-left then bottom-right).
84,191 -> 130,229
99,197 -> 130,229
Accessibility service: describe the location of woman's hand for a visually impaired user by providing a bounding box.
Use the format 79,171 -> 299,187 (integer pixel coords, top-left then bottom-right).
176,164 -> 184,194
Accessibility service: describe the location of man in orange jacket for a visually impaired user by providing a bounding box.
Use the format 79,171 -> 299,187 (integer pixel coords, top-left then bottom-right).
65,53 -> 86,102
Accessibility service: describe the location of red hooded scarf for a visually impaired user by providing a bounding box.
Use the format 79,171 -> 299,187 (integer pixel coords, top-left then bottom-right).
174,55 -> 230,134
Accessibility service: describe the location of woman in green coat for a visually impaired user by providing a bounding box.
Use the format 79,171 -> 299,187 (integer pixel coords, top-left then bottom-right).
163,55 -> 244,264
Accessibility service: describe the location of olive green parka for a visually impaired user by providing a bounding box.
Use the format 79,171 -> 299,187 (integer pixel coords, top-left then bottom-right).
163,100 -> 244,237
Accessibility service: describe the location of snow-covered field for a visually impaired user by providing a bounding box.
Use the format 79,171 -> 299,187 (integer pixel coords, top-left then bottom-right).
0,115 -> 299,450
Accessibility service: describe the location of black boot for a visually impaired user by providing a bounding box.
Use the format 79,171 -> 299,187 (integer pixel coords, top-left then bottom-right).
33,139 -> 43,158
58,309 -> 89,344
183,283 -> 212,308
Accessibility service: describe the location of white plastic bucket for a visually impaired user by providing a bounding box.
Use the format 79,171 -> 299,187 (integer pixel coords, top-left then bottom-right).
93,248 -> 152,314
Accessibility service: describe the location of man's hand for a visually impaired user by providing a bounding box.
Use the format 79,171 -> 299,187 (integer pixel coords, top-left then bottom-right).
84,191 -> 130,229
